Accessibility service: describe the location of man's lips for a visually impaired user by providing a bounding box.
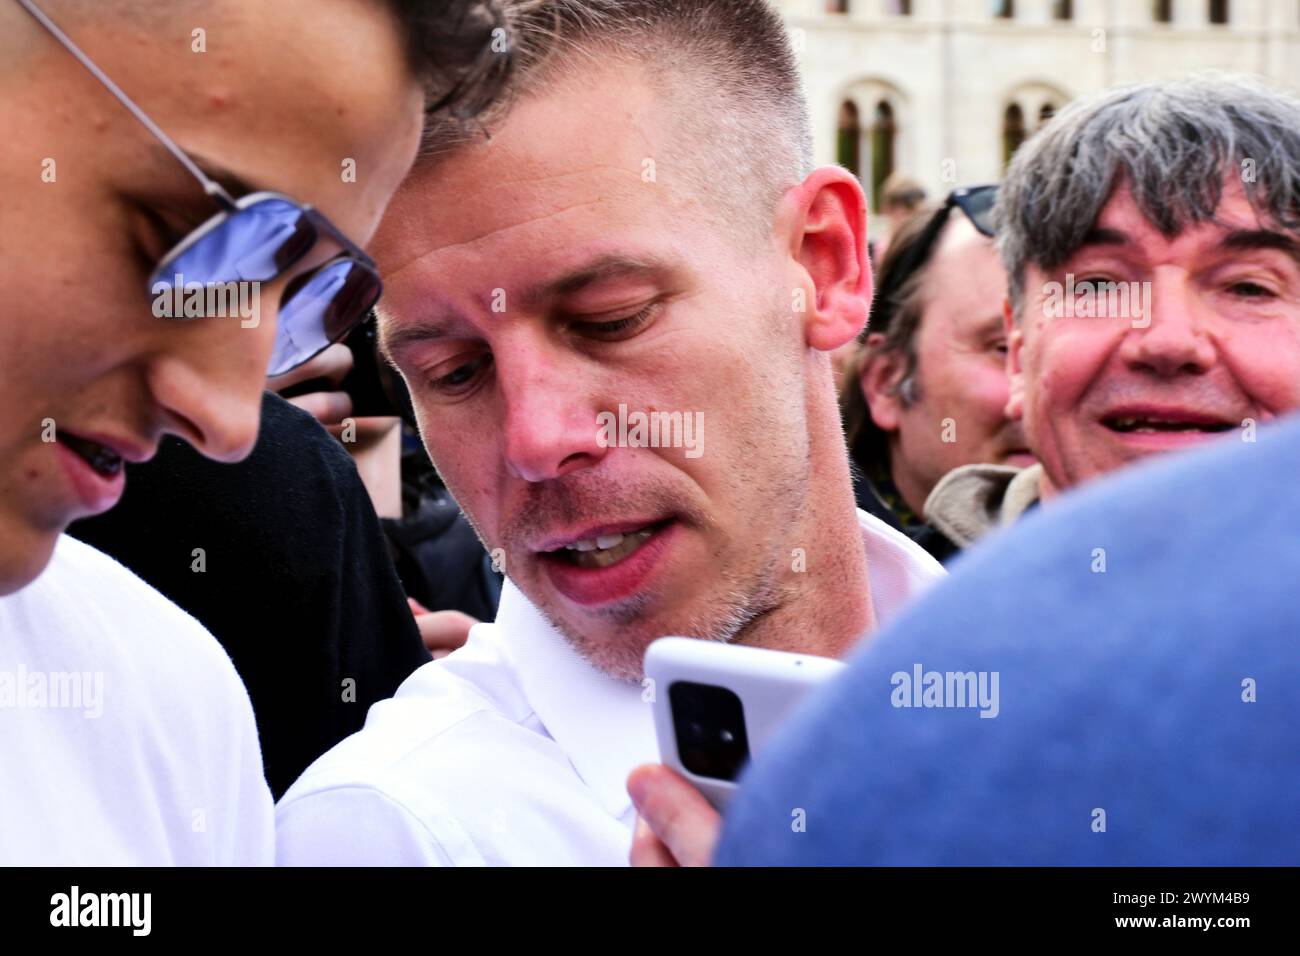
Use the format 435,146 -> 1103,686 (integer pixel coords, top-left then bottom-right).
54,437 -> 126,516
50,429 -> 155,517
534,518 -> 677,607
58,429 -> 154,466
534,517 -> 671,555
1099,405 -> 1240,436
59,433 -> 124,478
1096,405 -> 1246,455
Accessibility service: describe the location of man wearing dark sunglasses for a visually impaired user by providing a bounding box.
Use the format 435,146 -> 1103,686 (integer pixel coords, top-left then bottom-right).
0,0 -> 504,863
843,185 -> 1033,561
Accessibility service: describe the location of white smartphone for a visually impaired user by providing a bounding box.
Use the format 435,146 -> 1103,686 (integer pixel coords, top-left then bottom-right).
644,637 -> 846,812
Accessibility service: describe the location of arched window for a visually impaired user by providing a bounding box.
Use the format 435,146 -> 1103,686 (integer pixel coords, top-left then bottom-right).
1039,102 -> 1057,126
870,101 -> 896,212
826,0 -> 850,13
886,0 -> 913,14
1154,0 -> 1173,22
994,0 -> 1015,18
837,101 -> 861,181
1003,103 -> 1026,168
1209,0 -> 1229,24
1052,0 -> 1073,19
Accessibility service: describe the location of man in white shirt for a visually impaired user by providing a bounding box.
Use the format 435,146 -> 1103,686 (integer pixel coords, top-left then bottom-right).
0,536 -> 274,865
278,518 -> 941,865
277,0 -> 946,866
0,0 -> 497,864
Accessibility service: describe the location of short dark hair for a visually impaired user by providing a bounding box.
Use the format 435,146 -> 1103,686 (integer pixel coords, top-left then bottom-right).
419,0 -> 813,238
382,0 -> 512,124
841,205 -> 941,469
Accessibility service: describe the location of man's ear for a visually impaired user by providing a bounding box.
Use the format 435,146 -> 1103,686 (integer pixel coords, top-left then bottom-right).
775,166 -> 872,353
859,333 -> 903,434
1004,298 -> 1025,422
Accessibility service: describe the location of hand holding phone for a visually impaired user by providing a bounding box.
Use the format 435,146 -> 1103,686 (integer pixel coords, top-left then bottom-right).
644,637 -> 845,811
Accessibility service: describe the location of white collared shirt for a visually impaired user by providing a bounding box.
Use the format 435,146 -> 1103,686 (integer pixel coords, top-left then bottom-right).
275,510 -> 945,866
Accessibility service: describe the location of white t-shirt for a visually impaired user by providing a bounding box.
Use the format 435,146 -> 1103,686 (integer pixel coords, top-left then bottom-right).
0,535 -> 275,865
276,510 -> 946,866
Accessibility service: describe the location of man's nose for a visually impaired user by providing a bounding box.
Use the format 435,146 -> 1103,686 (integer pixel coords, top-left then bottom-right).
497,347 -> 609,484
1119,275 -> 1216,377
144,322 -> 273,463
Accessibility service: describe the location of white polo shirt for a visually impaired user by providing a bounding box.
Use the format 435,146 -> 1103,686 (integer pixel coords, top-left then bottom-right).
275,510 -> 945,866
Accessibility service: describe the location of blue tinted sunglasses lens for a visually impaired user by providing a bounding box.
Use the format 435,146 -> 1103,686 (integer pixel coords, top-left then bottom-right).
154,198 -> 315,290
268,259 -> 381,375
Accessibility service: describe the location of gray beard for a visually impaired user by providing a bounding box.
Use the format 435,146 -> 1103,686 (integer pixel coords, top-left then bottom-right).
541,545 -> 787,682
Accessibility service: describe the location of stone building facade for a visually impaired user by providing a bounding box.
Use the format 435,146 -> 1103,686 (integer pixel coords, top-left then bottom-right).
778,0 -> 1300,219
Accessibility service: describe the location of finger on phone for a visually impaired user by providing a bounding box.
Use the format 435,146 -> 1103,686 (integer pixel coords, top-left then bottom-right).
626,763 -> 720,868
630,816 -> 680,867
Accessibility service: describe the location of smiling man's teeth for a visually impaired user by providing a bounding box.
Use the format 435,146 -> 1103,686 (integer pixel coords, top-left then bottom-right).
561,528 -> 654,568
566,532 -> 627,552
1109,417 -> 1230,434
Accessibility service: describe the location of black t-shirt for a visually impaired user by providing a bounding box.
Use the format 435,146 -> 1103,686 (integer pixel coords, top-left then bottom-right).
70,392 -> 430,798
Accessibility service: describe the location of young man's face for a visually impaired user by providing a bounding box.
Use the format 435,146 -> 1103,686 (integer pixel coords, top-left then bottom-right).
0,0 -> 424,593
865,216 -> 1031,515
375,62 -> 856,680
1011,177 -> 1300,497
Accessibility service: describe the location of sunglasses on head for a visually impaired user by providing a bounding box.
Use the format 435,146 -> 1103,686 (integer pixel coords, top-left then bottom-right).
16,0 -> 382,377
869,184 -> 999,336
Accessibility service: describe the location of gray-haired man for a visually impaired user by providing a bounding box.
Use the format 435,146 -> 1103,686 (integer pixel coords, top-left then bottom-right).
632,71 -> 1300,867
924,73 -> 1300,551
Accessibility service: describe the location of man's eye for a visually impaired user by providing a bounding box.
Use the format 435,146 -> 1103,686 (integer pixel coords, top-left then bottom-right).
570,302 -> 659,340
1228,280 -> 1275,299
430,353 -> 493,394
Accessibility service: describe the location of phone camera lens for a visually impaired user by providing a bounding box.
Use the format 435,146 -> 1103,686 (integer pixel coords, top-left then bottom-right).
669,681 -> 750,781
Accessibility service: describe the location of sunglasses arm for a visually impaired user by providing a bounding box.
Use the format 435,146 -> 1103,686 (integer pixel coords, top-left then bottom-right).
14,0 -> 238,209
